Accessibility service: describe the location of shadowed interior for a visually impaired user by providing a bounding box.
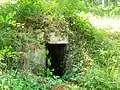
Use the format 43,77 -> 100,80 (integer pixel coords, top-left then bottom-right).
46,43 -> 67,76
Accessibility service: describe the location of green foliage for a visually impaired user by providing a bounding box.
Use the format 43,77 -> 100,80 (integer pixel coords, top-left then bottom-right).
0,4 -> 16,49
14,0 -> 43,20
110,6 -> 120,17
82,66 -> 120,89
0,0 -> 120,90
64,11 -> 120,89
0,71 -> 41,90
0,46 -> 16,70
0,70 -> 66,90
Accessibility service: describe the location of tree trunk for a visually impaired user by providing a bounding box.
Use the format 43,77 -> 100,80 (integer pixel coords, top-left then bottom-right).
102,0 -> 108,8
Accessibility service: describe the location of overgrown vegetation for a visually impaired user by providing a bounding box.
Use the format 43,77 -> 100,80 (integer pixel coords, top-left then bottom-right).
0,0 -> 120,90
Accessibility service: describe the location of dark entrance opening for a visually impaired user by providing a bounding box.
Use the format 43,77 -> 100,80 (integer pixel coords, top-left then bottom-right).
46,43 -> 67,76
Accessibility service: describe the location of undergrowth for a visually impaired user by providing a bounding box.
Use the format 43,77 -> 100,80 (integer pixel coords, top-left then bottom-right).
0,0 -> 120,90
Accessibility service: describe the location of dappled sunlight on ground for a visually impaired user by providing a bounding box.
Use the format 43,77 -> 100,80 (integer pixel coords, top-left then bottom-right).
0,0 -> 16,5
87,13 -> 120,33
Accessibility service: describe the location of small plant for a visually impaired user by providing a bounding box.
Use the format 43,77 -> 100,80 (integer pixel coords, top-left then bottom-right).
0,46 -> 16,70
